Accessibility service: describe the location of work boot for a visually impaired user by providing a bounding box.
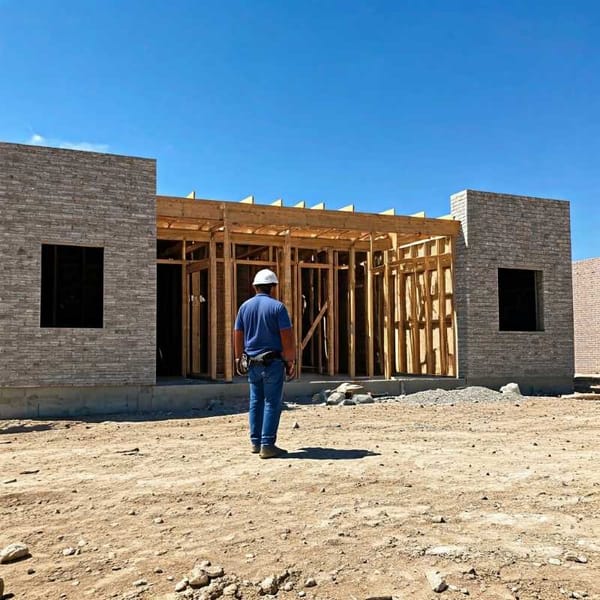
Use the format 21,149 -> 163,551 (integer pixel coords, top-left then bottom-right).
259,445 -> 288,459
251,444 -> 260,454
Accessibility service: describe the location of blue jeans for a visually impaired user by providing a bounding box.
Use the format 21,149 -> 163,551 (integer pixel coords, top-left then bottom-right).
248,360 -> 285,447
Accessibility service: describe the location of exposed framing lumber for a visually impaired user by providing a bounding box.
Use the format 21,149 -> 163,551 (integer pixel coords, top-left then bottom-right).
366,235 -> 375,377
301,301 -> 328,351
209,236 -> 217,380
437,238 -> 448,375
383,249 -> 392,378
348,246 -> 356,378
327,248 -> 335,376
223,220 -> 233,382
181,240 -> 188,376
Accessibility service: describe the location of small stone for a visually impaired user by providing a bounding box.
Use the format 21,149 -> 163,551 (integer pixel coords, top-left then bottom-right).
205,565 -> 224,578
426,570 -> 448,593
154,567 -> 163,574
128,509 -> 136,515
63,547 -> 77,556
353,393 -> 374,404
27,567 -> 35,574
571,591 -> 588,599
223,583 -> 238,596
283,581 -> 294,591
326,391 -> 345,405
548,557 -> 562,566
0,542 -> 30,563
133,579 -> 147,586
259,576 -> 278,594
500,382 -> 521,395
431,515 -> 446,523
188,567 -> 210,588
564,553 -> 588,564
153,517 -> 164,524
175,578 -> 189,592
304,577 -> 317,587
292,421 -> 300,429
298,592 -> 306,598
339,398 -> 357,406
3,479 -> 17,484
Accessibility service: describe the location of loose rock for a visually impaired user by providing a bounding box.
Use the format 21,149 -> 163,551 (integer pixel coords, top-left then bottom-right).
259,576 -> 278,595
175,578 -> 189,592
426,570 -> 448,593
304,577 -> 317,587
0,542 -> 30,563
205,565 -> 224,578
188,567 -> 210,588
133,579 -> 147,586
500,382 -> 521,395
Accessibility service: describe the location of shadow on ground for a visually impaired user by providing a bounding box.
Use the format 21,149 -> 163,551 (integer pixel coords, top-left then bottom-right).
284,446 -> 380,460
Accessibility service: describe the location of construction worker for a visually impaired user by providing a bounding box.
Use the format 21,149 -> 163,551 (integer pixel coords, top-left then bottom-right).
234,269 -> 296,459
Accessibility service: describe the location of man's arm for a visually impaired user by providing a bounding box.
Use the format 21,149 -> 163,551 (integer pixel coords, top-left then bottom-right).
280,327 -> 296,378
234,329 -> 244,361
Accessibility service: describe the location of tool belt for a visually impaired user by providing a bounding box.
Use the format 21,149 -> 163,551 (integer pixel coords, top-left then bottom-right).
247,350 -> 282,367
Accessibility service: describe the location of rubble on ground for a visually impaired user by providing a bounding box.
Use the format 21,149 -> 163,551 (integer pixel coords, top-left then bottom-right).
313,384 -> 525,407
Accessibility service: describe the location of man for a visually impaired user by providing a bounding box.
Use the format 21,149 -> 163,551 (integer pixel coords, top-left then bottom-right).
234,269 -> 296,459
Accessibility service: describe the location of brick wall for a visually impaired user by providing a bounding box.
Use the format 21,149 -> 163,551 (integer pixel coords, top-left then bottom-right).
0,142 -> 156,387
451,190 -> 574,392
573,257 -> 600,374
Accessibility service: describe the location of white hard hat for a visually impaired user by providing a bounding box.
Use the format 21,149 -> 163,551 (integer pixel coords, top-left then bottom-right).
253,269 -> 279,285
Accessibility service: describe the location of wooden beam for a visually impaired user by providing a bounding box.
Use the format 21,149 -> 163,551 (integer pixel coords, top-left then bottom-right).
379,208 -> 395,215
271,198 -> 283,207
191,271 -> 201,375
348,247 -> 356,378
186,191 -> 196,199
410,211 -> 426,218
424,269 -> 434,374
293,201 -> 306,208
209,235 -> 217,380
283,234 -> 292,315
310,202 -> 325,210
398,271 -> 407,373
157,196 -> 461,237
449,235 -> 458,377
339,204 -> 354,212
301,301 -> 328,351
240,195 -> 254,204
409,246 -> 420,374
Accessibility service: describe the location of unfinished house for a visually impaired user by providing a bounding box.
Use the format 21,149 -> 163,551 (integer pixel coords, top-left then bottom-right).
0,142 -> 575,417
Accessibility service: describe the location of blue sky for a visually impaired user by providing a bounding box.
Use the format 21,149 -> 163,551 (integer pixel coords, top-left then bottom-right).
1,0 -> 598,259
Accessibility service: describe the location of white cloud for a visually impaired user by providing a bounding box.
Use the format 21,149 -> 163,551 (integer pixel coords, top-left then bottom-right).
26,133 -> 109,153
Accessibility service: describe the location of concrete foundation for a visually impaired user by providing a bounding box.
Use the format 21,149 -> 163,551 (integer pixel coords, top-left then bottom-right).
0,377 -> 467,419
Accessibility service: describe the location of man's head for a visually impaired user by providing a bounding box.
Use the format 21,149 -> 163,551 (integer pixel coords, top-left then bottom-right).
253,269 -> 278,295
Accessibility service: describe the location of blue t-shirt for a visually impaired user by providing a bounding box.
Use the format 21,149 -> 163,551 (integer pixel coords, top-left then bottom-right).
234,293 -> 292,356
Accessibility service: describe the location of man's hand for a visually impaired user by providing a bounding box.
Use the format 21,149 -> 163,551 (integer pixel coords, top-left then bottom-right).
284,360 -> 295,380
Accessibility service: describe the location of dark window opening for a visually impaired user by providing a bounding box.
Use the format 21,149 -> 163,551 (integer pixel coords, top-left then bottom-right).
41,244 -> 104,328
498,268 -> 543,331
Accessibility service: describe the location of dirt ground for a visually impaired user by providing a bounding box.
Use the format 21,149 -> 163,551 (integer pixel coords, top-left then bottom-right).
1,393 -> 599,600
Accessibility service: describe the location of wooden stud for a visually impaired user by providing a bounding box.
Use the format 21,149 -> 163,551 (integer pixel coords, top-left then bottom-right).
383,248 -> 393,379
398,271 -> 407,373
436,238 -> 448,375
191,271 -> 201,374
348,246 -> 356,378
209,235 -> 217,380
449,235 -> 458,377
283,233 -> 293,329
409,246 -> 420,374
366,235 -> 375,377
223,218 -> 233,382
424,268 -> 434,374
327,248 -> 335,376
182,240 -> 188,376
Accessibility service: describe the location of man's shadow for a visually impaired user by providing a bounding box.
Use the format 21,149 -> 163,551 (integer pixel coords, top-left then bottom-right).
284,447 -> 380,460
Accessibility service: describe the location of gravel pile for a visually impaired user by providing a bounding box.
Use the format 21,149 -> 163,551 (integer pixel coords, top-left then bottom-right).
381,385 -> 521,406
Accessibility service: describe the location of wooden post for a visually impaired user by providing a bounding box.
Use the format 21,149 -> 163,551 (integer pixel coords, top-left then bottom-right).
283,234 -> 292,314
409,246 -> 420,374
181,240 -> 188,376
348,246 -> 356,378
383,248 -> 393,379
223,216 -> 233,382
437,238 -> 448,376
367,235 -> 375,377
449,235 -> 458,377
398,270 -> 407,373
191,271 -> 201,374
424,267 -> 434,374
209,235 -> 217,380
295,258 -> 302,377
327,248 -> 335,376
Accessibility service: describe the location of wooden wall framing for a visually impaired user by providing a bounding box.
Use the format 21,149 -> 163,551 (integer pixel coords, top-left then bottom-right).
156,196 -> 460,381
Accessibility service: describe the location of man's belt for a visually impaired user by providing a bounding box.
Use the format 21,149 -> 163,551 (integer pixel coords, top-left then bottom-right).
247,350 -> 282,366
